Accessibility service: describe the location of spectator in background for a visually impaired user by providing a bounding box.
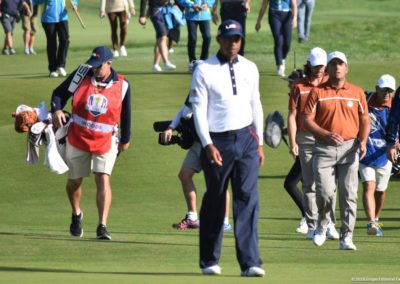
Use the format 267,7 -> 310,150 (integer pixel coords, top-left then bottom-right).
139,0 -> 177,72
34,0 -> 78,77
255,0 -> 297,77
212,0 -> 250,56
178,0 -> 214,72
296,0 -> 315,43
22,0 -> 38,55
100,0 -> 136,57
360,74 -> 396,237
1,0 -> 31,55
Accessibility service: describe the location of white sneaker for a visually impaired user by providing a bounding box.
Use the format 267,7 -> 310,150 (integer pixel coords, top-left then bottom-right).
313,228 -> 327,247
241,266 -> 265,277
296,217 -> 308,234
57,67 -> 67,77
113,50 -> 120,57
168,48 -> 174,53
119,45 -> 127,56
24,48 -> 30,55
49,71 -> 59,78
201,265 -> 221,275
164,62 -> 176,70
188,61 -> 196,73
326,223 -> 340,240
152,64 -> 162,72
29,48 -> 37,55
339,236 -> 357,250
306,228 -> 315,240
277,64 -> 285,76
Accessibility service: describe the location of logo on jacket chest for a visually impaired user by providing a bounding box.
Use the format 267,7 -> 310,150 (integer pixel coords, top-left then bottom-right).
86,94 -> 108,117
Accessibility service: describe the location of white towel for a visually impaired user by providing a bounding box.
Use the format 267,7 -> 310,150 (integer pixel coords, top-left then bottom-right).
44,126 -> 69,174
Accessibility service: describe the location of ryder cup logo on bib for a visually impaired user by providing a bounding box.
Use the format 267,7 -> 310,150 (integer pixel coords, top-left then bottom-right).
86,94 -> 108,117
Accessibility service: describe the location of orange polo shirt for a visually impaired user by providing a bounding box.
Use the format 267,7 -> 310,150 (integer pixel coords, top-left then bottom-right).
288,76 -> 328,131
303,80 -> 369,141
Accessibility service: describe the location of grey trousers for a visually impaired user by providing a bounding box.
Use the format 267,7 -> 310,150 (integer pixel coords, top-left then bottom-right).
312,139 -> 359,239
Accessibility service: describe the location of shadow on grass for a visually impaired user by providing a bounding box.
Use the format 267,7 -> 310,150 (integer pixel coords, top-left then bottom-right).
258,175 -> 286,179
0,266 -> 203,277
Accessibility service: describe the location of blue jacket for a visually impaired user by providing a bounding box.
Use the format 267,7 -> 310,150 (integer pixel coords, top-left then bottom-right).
385,87 -> 400,147
177,0 -> 214,21
34,0 -> 78,23
361,92 -> 391,167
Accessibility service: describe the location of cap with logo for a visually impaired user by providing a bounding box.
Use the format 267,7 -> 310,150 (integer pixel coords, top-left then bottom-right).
327,51 -> 347,65
86,46 -> 113,68
308,47 -> 327,67
217,19 -> 244,38
377,74 -> 396,91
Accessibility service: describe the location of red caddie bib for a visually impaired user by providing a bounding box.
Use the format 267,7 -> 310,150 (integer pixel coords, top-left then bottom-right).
68,75 -> 124,154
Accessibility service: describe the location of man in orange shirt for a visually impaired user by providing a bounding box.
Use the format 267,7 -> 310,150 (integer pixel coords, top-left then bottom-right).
303,51 -> 370,250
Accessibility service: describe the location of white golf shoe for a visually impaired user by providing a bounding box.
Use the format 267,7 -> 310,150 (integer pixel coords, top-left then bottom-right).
241,266 -> 265,277
119,45 -> 127,56
201,265 -> 221,275
296,217 -> 308,234
57,67 -> 67,77
339,236 -> 357,250
313,228 -> 327,247
326,223 -> 340,240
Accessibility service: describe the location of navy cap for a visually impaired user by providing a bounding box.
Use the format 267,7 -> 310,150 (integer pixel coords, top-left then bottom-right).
86,46 -> 113,68
217,19 -> 244,38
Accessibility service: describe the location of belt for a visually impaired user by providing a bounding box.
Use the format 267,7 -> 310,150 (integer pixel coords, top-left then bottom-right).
210,126 -> 250,137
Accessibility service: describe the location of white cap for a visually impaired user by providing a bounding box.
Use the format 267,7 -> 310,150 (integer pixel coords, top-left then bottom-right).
308,47 -> 327,66
377,74 -> 396,91
327,51 -> 348,65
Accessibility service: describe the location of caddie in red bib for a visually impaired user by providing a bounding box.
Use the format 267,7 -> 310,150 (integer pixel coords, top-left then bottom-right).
50,46 -> 132,241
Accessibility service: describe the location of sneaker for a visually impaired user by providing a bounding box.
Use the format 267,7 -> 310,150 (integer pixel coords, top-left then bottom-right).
57,67 -> 67,77
49,71 -> 59,78
367,222 -> 383,236
152,64 -> 162,72
188,60 -> 196,72
119,45 -> 127,56
277,64 -> 285,76
339,236 -> 357,250
2,48 -> 10,55
9,48 -> 16,55
296,217 -> 308,234
223,223 -> 232,232
168,48 -> 174,53
172,215 -> 199,230
164,62 -> 176,70
313,227 -> 327,247
241,266 -> 265,277
306,228 -> 315,240
113,50 -> 119,57
326,223 -> 340,240
96,224 -> 112,240
29,48 -> 37,55
69,212 -> 83,237
201,265 -> 221,275
24,48 -> 30,55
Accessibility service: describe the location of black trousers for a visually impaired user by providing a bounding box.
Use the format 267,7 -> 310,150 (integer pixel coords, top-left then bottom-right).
220,1 -> 247,56
42,21 -> 70,72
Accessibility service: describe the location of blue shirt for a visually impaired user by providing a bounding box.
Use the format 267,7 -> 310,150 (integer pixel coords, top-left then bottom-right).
270,0 -> 291,11
361,92 -> 391,167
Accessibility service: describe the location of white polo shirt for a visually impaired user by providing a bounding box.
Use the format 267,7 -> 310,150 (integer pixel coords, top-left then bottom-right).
189,53 -> 264,147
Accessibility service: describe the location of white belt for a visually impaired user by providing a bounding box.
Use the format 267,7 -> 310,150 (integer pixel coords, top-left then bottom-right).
72,114 -> 114,133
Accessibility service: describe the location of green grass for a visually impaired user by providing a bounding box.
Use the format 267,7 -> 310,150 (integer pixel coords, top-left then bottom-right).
1,0 -> 400,283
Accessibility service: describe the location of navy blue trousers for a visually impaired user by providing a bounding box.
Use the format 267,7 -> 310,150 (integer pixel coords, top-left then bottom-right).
220,2 -> 247,56
186,20 -> 211,62
199,126 -> 262,271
